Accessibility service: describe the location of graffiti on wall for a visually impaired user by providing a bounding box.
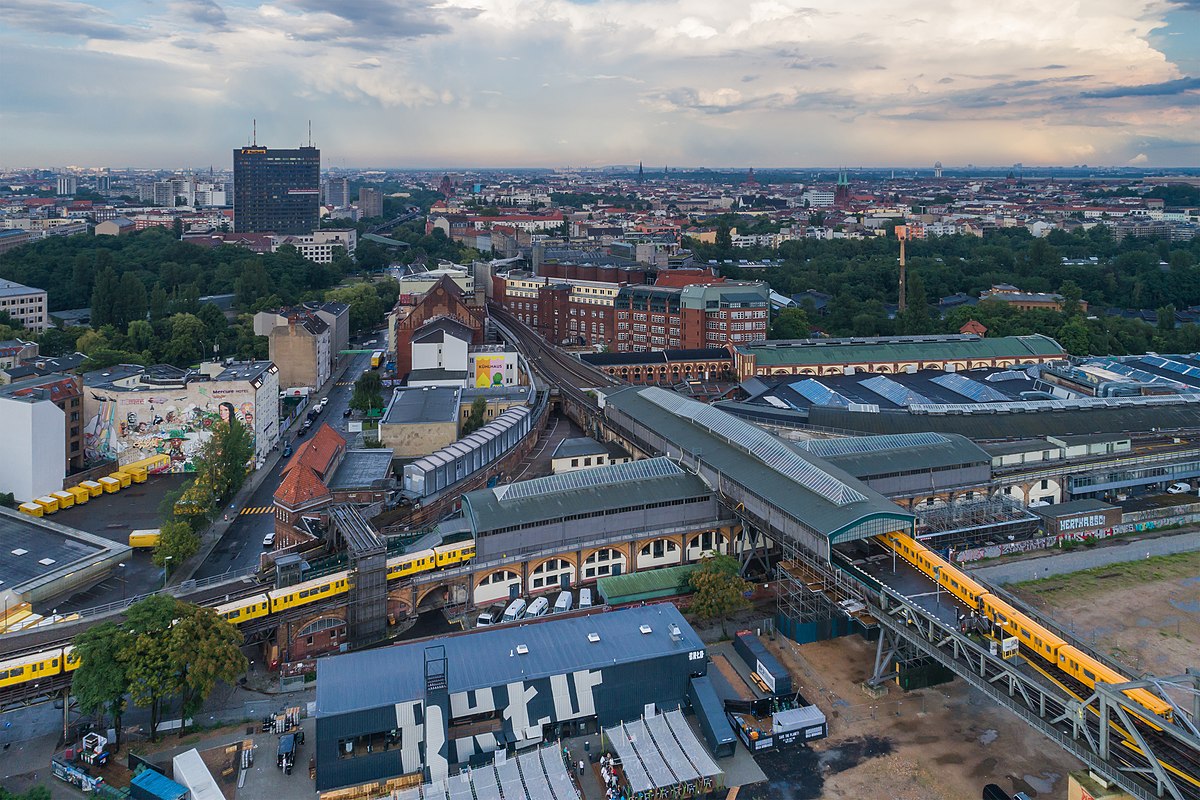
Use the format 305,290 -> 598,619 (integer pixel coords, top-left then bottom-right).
84,389 -> 255,473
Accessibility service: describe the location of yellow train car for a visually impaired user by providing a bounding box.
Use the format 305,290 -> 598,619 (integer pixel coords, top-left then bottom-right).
67,485 -> 91,505
79,480 -> 103,498
1058,644 -> 1175,723
0,649 -> 67,690
215,593 -> 271,624
111,471 -> 132,489
434,541 -> 476,568
98,476 -> 121,494
34,496 -> 59,514
51,490 -> 75,510
63,646 -> 81,673
268,574 -> 350,613
978,593 -> 1065,663
386,549 -> 438,581
18,502 -> 43,517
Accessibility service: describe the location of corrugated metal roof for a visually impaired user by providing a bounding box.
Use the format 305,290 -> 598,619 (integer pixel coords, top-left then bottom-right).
316,605 -> 703,718
597,564 -> 697,603
806,433 -> 991,477
738,334 -> 1064,366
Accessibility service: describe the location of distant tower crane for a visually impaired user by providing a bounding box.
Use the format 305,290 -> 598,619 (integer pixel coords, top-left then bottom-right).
895,225 -> 908,312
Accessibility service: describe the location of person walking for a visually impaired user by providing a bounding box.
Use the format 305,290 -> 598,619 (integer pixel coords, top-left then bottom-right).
578,759 -> 585,777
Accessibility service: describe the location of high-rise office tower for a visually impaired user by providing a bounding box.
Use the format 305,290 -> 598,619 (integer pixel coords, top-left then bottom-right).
233,145 -> 320,234
357,187 -> 383,219
323,177 -> 349,207
56,176 -> 77,196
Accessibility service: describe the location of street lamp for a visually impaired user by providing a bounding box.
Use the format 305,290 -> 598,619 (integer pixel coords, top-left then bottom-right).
933,565 -> 942,606
889,537 -> 899,573
118,562 -> 126,603
163,556 -> 173,590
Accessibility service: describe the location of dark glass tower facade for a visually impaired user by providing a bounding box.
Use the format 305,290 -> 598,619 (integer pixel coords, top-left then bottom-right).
233,146 -> 320,234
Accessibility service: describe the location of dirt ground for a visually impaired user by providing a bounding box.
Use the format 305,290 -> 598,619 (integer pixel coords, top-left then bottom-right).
1008,551 -> 1200,679
740,634 -> 1082,800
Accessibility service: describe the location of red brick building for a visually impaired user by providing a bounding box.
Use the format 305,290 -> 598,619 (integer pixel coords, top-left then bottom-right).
273,424 -> 346,548
391,275 -> 484,378
613,282 -> 769,352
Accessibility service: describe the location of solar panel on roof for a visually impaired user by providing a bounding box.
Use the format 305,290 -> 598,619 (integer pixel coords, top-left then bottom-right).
858,375 -> 930,407
494,457 -> 683,502
640,387 -> 867,506
930,372 -> 1009,402
789,379 -> 851,407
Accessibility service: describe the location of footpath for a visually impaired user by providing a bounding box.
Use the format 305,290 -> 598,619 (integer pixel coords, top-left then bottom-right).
968,527 -> 1200,585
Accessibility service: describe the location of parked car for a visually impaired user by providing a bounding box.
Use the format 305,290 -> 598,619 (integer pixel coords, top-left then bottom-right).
1167,482 -> 1193,494
282,444 -> 293,457
343,408 -> 352,417
476,604 -> 506,628
262,532 -> 275,548
526,596 -> 550,618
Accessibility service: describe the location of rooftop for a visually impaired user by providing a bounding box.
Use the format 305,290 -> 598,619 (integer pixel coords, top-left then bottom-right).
736,334 -> 1065,366
463,457 -> 714,535
327,450 -> 394,490
316,604 -> 703,717
550,437 -> 609,460
383,386 -> 462,424
0,508 -> 130,602
0,279 -> 45,298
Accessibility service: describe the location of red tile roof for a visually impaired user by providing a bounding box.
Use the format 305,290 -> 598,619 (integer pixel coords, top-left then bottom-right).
274,463 -> 331,509
281,423 -> 345,480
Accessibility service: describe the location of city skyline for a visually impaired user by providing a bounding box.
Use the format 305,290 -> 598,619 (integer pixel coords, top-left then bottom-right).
1,0 -> 1199,168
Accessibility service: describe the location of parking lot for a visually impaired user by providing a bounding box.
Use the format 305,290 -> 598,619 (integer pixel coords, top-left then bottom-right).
38,474 -> 189,614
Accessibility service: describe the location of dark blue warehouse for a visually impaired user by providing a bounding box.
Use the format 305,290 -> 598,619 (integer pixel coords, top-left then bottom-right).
314,604 -> 709,793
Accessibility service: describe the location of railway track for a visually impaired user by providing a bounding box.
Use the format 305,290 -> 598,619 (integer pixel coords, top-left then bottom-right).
489,305 -> 618,399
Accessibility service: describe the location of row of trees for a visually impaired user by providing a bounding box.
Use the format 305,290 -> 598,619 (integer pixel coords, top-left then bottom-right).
72,594 -> 247,742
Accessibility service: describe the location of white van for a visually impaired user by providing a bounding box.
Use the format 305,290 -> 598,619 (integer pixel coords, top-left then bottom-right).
1167,482 -> 1193,494
476,604 -> 505,627
553,591 -> 573,614
578,588 -> 593,608
502,598 -> 527,623
526,597 -> 550,618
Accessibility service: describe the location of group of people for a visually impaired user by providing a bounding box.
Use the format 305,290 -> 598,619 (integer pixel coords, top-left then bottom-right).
597,752 -> 624,800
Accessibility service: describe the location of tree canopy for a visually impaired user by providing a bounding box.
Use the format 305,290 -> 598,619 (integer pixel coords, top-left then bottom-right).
688,553 -> 752,625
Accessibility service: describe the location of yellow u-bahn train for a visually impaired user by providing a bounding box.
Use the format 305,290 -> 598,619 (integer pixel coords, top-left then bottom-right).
878,531 -> 1175,726
0,541 -> 475,692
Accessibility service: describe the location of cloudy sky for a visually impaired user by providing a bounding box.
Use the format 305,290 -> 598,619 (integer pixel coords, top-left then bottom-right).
1,0 -> 1198,169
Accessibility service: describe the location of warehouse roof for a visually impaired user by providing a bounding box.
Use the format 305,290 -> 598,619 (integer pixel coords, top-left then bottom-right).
327,450 -> 393,490
551,437 -> 608,460
316,604 -> 703,717
1032,499 -> 1117,519
803,404 -> 1200,439
383,386 -> 461,424
736,334 -> 1064,367
604,387 -> 911,540
799,433 -> 990,478
462,458 -> 712,534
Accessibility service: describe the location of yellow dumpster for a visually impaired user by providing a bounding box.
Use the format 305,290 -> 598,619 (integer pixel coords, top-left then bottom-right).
68,486 -> 91,505
112,471 -> 132,488
127,467 -> 148,484
51,490 -> 75,510
34,496 -> 59,514
98,476 -> 120,493
79,480 -> 103,497
18,502 -> 43,517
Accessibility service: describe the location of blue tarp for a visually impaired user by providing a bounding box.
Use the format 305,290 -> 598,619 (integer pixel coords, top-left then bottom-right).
129,767 -> 188,800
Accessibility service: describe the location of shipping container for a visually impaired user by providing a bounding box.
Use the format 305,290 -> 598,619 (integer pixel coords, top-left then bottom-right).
98,476 -> 121,493
18,502 -> 43,517
732,631 -> 793,696
686,676 -> 737,757
67,485 -> 91,505
79,480 -> 103,497
51,490 -> 75,510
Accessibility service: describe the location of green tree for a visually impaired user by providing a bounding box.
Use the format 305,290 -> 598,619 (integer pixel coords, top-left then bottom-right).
164,313 -> 207,365
148,284 -> 169,322
715,222 -> 732,251
190,417 -> 254,504
0,492 -> 15,509
769,307 -> 811,340
326,282 -> 385,333
350,370 -> 385,414
1058,280 -> 1084,319
688,553 -> 751,635
234,260 -> 271,308
121,594 -> 179,740
0,786 -> 52,800
170,605 -> 247,732
153,519 -> 201,567
1157,304 -> 1176,332
71,622 -> 130,746
462,396 -> 487,435
127,319 -> 156,355
114,272 -> 148,329
89,265 -> 119,328
1058,317 -> 1090,355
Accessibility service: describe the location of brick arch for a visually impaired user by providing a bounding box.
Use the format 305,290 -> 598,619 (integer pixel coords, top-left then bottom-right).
473,566 -> 521,591
414,581 -> 456,608
581,542 -> 631,564
296,613 -> 347,638
528,553 -> 579,575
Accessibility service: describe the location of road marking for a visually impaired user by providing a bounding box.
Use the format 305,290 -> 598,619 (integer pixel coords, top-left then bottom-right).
239,506 -> 274,515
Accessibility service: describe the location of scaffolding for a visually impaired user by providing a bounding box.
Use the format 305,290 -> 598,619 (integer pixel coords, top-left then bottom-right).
775,531 -> 877,642
915,496 -> 1040,551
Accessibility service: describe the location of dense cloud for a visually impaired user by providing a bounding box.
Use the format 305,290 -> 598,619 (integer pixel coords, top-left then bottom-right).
1,0 -> 1197,166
